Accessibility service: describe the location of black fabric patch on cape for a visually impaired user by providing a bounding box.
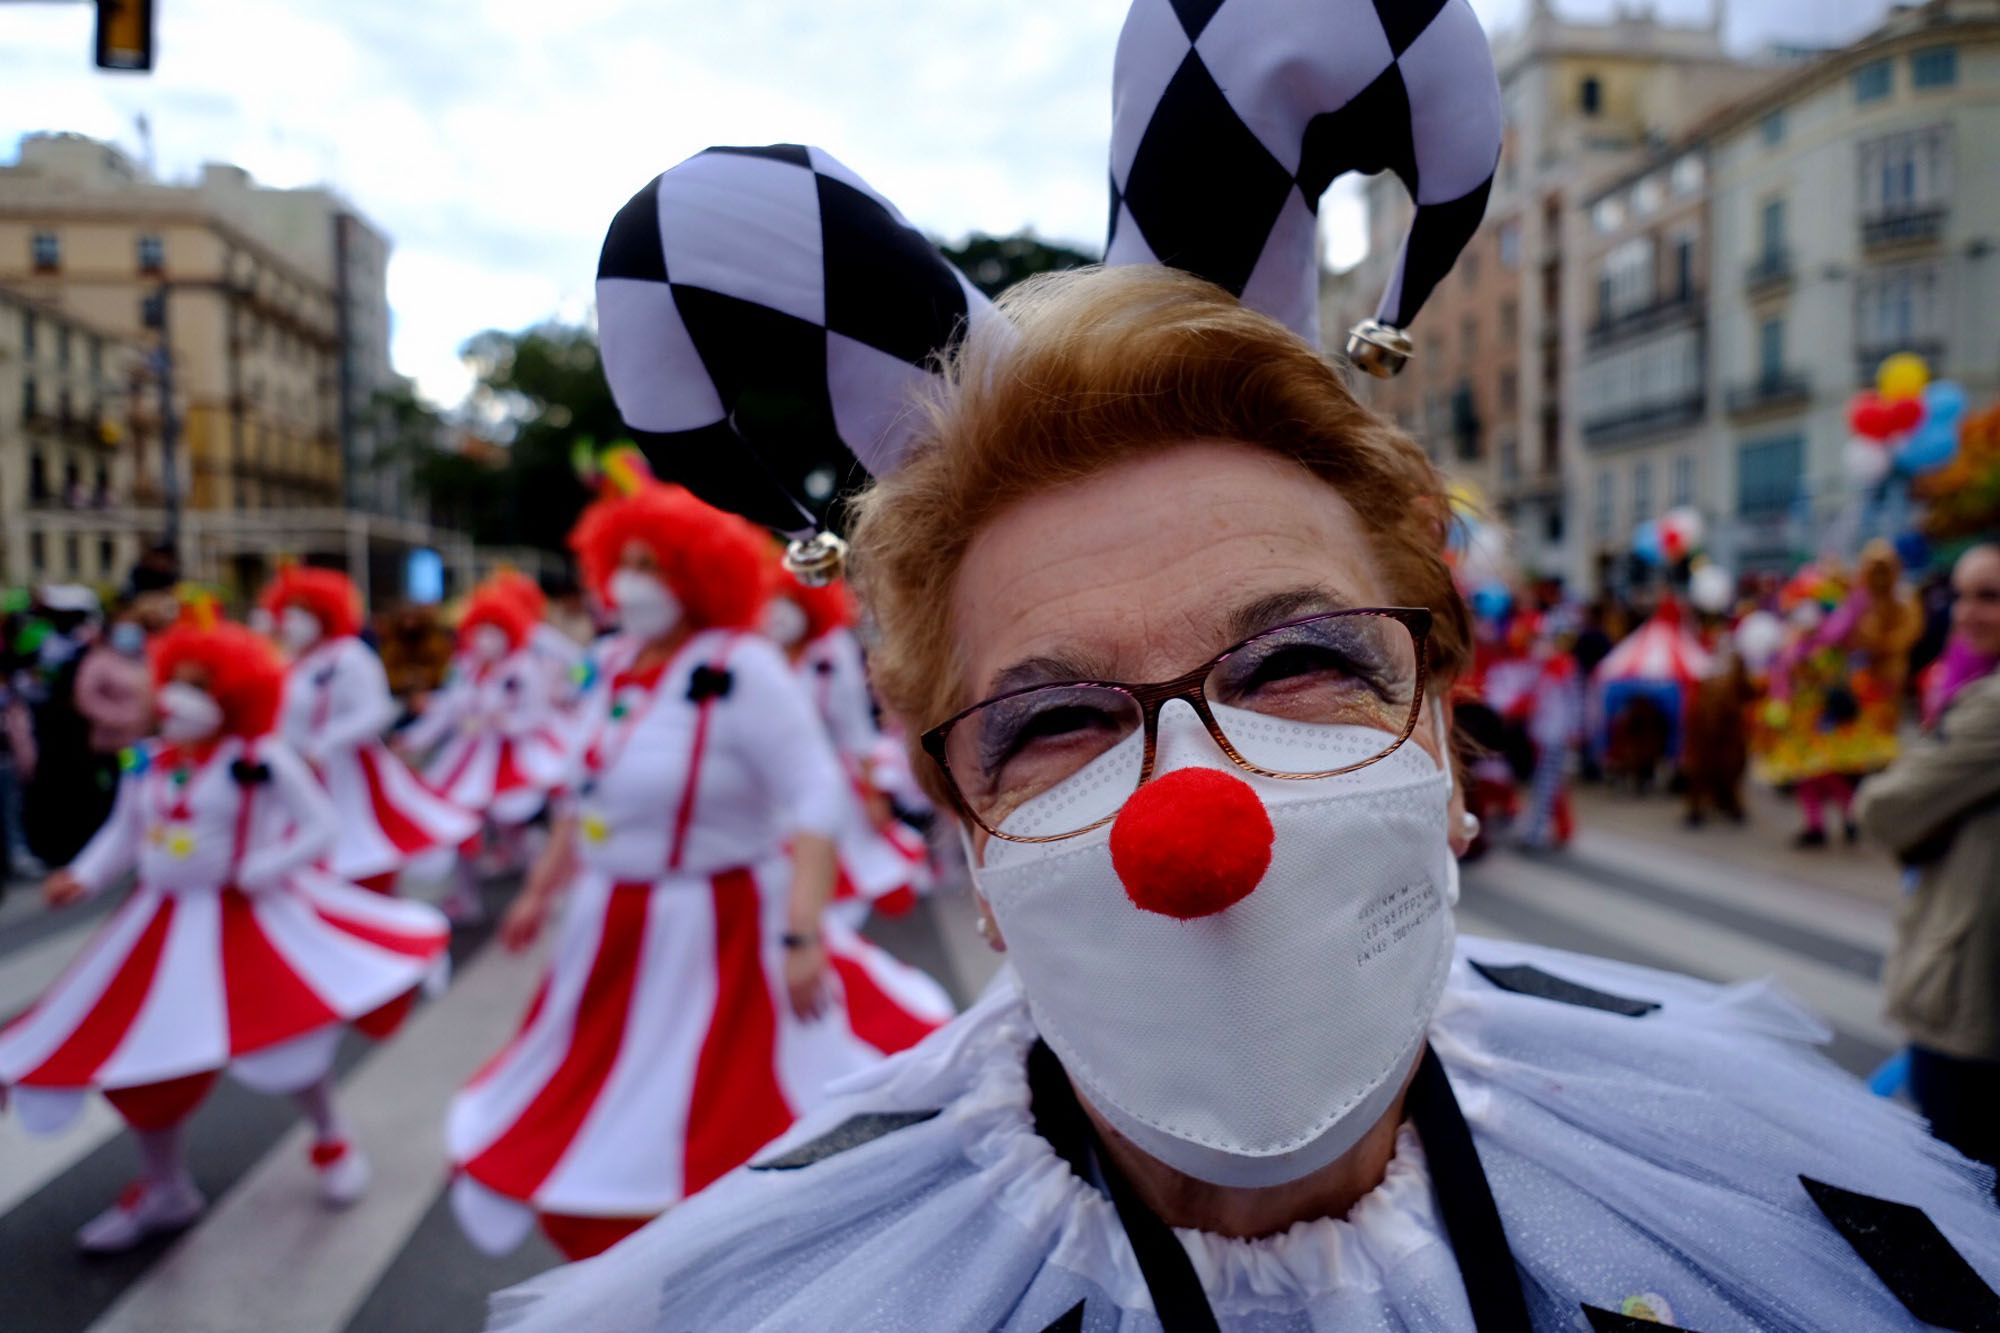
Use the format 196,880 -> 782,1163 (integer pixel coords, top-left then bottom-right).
748,1110 -> 940,1171
686,665 -> 734,702
230,760 -> 272,786
1581,1305 -> 1697,1332
1040,1300 -> 1087,1333
1801,1176 -> 2000,1331
1468,960 -> 1661,1018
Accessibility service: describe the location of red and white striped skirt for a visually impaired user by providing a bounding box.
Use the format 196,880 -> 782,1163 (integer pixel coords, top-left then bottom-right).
317,742 -> 478,881
425,729 -> 568,826
446,858 -> 954,1257
0,873 -> 450,1135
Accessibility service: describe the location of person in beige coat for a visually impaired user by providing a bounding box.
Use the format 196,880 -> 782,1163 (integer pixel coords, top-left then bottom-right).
1857,542 -> 2000,1196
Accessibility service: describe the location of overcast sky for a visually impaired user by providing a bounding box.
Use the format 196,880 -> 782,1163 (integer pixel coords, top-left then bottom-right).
4,0 -> 1891,407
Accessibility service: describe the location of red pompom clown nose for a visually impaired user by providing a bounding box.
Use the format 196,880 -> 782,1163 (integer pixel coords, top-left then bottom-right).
1109,767 -> 1274,920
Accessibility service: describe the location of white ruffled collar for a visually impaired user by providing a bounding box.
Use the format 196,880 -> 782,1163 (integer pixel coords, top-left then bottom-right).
836,969 -> 1449,1315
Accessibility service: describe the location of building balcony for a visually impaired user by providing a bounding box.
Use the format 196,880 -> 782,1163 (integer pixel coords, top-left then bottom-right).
1726,370 -> 1812,418
1744,250 -> 1793,297
1581,391 -> 1706,449
1861,206 -> 1947,251
1587,291 -> 1704,351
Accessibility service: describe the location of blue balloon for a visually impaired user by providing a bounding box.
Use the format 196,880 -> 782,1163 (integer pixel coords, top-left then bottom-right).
1470,582 -> 1512,621
1632,519 -> 1665,566
1899,418 -> 1958,474
1923,380 -> 1968,428
1893,530 -> 1932,571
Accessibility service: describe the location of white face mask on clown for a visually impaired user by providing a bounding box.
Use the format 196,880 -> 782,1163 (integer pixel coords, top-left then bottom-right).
468,623 -> 511,662
157,681 -> 225,743
278,606 -> 323,654
762,597 -> 809,648
609,570 -> 682,643
972,700 -> 1458,1189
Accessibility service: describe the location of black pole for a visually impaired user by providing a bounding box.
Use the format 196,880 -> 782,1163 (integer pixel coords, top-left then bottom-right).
151,281 -> 182,546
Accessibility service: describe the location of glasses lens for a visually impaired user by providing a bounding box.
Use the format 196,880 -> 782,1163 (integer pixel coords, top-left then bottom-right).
1203,613 -> 1421,774
944,684 -> 1145,837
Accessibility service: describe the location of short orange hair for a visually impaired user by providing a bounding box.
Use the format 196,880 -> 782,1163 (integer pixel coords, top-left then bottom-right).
488,567 -> 548,623
569,484 -> 771,631
151,622 -> 286,738
261,566 -> 362,640
848,266 -> 1468,784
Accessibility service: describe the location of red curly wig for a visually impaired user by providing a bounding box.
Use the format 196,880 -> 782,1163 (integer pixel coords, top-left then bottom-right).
774,566 -> 858,643
260,565 -> 362,640
488,568 -> 548,623
151,622 -> 287,738
459,582 -> 535,652
569,484 -> 771,631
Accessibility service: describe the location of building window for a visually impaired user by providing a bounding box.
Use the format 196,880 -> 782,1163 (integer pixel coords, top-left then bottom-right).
89,336 -> 103,385
1672,233 -> 1696,300
56,326 -> 71,369
1911,45 -> 1957,90
1460,249 -> 1480,286
28,531 -> 46,572
1500,368 -> 1519,412
31,231 -> 59,271
1760,111 -> 1785,147
98,537 -> 116,575
21,375 -> 37,421
1857,263 -> 1943,352
29,451 -> 49,502
1758,317 -> 1786,380
21,309 -> 35,355
1760,198 -> 1787,260
1500,437 -> 1520,484
1633,175 -> 1664,216
1672,455 -> 1695,508
1580,75 -> 1603,116
1860,126 -> 1951,219
1854,59 -> 1892,104
94,462 -> 109,503
1632,460 -> 1654,524
137,232 -> 165,274
1591,197 -> 1625,235
65,534 -> 80,576
1603,236 -> 1656,319
1461,316 -> 1478,361
1500,298 -> 1519,334
1498,221 -> 1522,269
1594,471 -> 1615,538
1739,437 -> 1803,517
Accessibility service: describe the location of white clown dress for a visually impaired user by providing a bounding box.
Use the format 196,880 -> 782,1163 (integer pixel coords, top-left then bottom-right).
406,648 -> 569,826
485,940 -> 2000,1333
0,737 -> 451,1134
447,630 -> 955,1255
794,628 -> 931,917
279,635 -> 477,888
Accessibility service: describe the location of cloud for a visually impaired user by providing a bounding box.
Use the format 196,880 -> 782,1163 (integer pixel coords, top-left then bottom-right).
3,0 -> 1888,404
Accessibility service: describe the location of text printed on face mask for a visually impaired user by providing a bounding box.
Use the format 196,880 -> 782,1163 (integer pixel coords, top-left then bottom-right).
1356,882 -> 1439,966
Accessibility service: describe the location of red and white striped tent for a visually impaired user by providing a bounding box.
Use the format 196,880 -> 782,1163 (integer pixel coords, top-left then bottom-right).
1593,599 -> 1715,686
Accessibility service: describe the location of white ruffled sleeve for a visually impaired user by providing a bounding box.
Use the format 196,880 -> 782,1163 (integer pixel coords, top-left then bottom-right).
729,638 -> 848,840
236,741 -> 338,890
68,762 -> 146,896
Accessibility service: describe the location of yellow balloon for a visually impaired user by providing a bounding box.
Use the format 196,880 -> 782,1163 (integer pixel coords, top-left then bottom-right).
1877,353 -> 1929,403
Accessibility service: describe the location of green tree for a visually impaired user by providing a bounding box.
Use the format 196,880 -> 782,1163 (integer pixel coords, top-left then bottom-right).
938,232 -> 1095,300
456,323 -> 613,553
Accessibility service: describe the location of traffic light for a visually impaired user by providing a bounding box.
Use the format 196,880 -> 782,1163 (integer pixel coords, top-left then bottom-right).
95,0 -> 156,72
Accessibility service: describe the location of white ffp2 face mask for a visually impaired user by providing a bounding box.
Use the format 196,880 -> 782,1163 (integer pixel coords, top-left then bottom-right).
762,597 -> 809,648
278,606 -> 323,654
973,700 -> 1457,1189
609,570 -> 682,643
157,682 -> 225,743
468,624 -> 511,662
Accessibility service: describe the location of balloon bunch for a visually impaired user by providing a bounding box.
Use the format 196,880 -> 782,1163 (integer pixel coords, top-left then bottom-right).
1847,354 -> 1966,484
1443,479 -> 1515,620
1631,506 -> 1705,568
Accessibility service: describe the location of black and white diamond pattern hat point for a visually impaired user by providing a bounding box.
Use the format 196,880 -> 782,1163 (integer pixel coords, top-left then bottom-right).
595,144 -> 1002,541
1105,0 -> 1502,377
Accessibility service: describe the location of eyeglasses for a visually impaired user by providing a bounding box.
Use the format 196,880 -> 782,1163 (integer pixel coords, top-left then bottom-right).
923,608 -> 1432,843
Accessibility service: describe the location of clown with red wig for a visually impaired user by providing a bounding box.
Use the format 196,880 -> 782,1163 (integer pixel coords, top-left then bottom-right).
445,468 -> 952,1262
0,614 -> 451,1252
764,568 -> 932,917
263,565 -> 477,893
400,578 -> 570,900
488,567 -> 588,714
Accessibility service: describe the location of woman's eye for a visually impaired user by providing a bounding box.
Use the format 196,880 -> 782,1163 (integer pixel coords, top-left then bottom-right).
996,705 -> 1117,754
1238,644 -> 1355,691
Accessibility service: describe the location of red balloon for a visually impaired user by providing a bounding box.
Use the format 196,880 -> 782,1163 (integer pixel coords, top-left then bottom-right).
1887,397 -> 1924,435
1662,528 -> 1688,560
1850,393 -> 1896,441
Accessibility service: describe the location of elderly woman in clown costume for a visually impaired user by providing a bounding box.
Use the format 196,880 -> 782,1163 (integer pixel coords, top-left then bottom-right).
445,466 -> 952,1265
263,565 -> 477,894
482,0 -> 2000,1313
762,567 -> 931,918
0,615 -> 450,1252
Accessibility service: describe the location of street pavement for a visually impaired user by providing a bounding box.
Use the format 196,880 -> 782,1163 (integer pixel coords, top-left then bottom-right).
0,790 -> 1911,1332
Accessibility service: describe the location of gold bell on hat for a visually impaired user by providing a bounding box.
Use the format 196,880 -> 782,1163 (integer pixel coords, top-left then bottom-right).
782,531 -> 849,587
1345,320 -> 1414,379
